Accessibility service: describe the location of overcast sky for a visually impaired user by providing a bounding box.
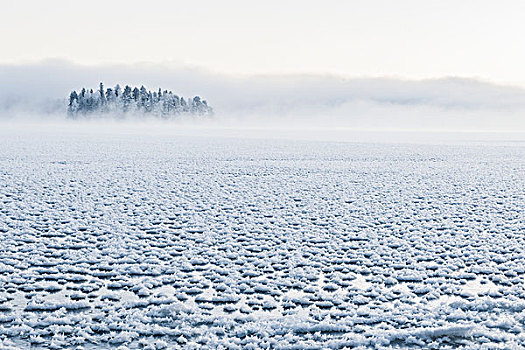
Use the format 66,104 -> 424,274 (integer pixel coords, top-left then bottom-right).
3,0 -> 525,84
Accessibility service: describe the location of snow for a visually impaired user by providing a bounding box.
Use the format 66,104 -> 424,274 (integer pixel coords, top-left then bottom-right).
0,125 -> 523,348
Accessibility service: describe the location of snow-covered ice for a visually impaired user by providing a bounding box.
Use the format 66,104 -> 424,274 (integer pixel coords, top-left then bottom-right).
0,126 -> 524,349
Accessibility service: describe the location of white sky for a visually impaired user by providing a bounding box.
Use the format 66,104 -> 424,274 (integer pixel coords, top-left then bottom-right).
2,0 -> 525,84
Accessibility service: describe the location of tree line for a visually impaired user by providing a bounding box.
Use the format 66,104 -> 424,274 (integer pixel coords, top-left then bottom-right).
68,83 -> 213,118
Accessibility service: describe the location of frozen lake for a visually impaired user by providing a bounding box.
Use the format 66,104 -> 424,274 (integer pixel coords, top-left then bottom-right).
0,125 -> 524,349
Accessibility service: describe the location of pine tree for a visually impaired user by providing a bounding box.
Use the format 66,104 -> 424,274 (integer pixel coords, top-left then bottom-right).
132,87 -> 140,102
122,85 -> 133,112
114,84 -> 121,97
98,82 -> 106,109
69,91 -> 78,106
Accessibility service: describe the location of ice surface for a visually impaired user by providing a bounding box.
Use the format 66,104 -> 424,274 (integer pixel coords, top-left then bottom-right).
0,124 -> 524,349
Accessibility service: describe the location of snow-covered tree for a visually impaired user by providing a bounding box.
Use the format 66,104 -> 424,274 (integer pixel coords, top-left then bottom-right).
67,83 -> 213,118
98,82 -> 107,110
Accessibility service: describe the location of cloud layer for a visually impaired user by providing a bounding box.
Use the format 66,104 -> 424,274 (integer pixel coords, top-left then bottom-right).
1,60 -> 524,131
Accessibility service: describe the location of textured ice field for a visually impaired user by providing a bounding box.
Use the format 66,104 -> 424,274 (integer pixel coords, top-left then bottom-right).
0,128 -> 524,349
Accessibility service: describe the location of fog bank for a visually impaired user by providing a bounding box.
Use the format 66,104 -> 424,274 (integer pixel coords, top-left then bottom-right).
1,60 -> 525,132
